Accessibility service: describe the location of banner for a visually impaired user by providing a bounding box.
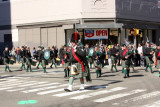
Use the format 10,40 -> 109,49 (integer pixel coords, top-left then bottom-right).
85,29 -> 108,40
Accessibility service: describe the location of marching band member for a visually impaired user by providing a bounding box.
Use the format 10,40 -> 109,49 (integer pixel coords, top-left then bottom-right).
144,42 -> 154,73
63,45 -> 70,78
120,45 -> 133,78
64,32 -> 88,92
93,46 -> 102,78
25,47 -> 32,72
155,45 -> 160,77
19,46 -> 26,70
50,46 -> 57,69
3,46 -> 12,72
36,46 -> 43,69
109,44 -> 119,72
39,47 -> 47,73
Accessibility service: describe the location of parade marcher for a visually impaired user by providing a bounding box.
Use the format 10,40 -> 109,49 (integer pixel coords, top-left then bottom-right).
39,47 -> 47,73
36,46 -> 43,69
144,42 -> 154,73
155,45 -> 160,77
33,47 -> 37,59
3,46 -> 12,72
109,44 -> 119,72
93,46 -> 102,78
19,46 -> 26,70
50,46 -> 57,68
25,47 -> 32,72
63,45 -> 70,78
64,32 -> 88,92
120,45 -> 133,78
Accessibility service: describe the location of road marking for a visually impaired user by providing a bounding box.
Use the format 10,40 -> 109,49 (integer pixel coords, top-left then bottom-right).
0,87 -> 14,90
31,83 -> 60,88
0,79 -> 20,85
113,91 -> 160,105
22,84 -> 68,93
70,87 -> 126,100
18,82 -> 48,87
0,80 -> 24,86
94,89 -> 146,103
7,88 -> 25,92
0,81 -> 37,87
37,88 -> 65,95
142,100 -> 160,107
37,85 -> 84,95
53,90 -> 90,97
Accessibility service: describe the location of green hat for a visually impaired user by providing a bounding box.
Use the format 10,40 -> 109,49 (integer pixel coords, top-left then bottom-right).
41,47 -> 44,50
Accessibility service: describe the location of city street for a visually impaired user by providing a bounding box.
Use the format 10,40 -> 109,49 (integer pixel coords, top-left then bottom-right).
0,64 -> 160,107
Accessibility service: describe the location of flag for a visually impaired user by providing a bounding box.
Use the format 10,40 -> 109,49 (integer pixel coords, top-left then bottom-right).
158,0 -> 160,8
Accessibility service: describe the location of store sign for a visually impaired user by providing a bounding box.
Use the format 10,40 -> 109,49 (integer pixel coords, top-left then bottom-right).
85,29 -> 108,40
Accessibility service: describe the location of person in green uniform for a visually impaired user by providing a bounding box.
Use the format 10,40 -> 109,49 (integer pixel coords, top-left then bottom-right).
109,44 -> 119,72
64,32 -> 88,92
25,47 -> 32,72
19,46 -> 26,70
39,47 -> 47,73
155,45 -> 160,77
3,46 -> 12,72
120,45 -> 133,78
50,46 -> 57,69
144,42 -> 154,73
93,46 -> 102,78
63,45 -> 70,78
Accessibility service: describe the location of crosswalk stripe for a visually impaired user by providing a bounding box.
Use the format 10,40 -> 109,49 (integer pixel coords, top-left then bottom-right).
0,87 -> 14,90
31,83 -> 60,88
7,88 -> 25,92
142,100 -> 160,107
113,91 -> 160,105
1,81 -> 37,88
0,81 -> 24,86
0,79 -> 20,85
37,88 -> 65,95
22,84 -> 68,93
70,87 -> 126,100
53,90 -> 90,97
18,82 -> 48,87
94,89 -> 146,103
37,85 -> 83,95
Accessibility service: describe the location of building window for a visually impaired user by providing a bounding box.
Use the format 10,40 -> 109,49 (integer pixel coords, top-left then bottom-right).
4,34 -> 12,43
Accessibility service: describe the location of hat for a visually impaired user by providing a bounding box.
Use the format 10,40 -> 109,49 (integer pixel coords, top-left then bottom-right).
41,47 -> 44,50
38,46 -> 41,48
71,32 -> 80,43
122,44 -> 126,47
5,46 -> 8,48
21,46 -> 24,48
63,44 -> 67,47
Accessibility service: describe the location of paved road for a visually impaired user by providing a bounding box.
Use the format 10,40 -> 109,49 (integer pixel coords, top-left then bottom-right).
0,64 -> 160,107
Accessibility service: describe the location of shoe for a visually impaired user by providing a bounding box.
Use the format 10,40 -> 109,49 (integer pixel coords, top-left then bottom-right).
50,66 -> 52,68
9,70 -> 12,72
64,88 -> 72,92
79,84 -> 85,90
124,76 -> 127,78
37,67 -> 39,69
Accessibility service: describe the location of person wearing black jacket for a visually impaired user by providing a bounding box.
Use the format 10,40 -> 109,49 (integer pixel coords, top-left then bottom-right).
64,32 -> 89,92
93,46 -> 103,78
109,44 -> 119,72
144,42 -> 154,73
3,46 -> 12,72
155,45 -> 160,77
39,47 -> 47,73
63,45 -> 70,77
19,46 -> 26,70
36,46 -> 43,69
25,47 -> 32,72
50,46 -> 57,68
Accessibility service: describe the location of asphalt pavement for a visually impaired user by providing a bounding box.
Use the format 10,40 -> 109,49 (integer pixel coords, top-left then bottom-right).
0,64 -> 160,107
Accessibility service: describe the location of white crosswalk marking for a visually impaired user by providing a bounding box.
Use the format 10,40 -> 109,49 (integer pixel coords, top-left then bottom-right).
22,84 -> 68,93
18,82 -> 48,87
113,91 -> 160,105
0,81 -> 36,88
31,83 -> 60,88
37,88 -> 65,95
70,87 -> 126,100
94,89 -> 146,103
53,90 -> 90,97
142,100 -> 160,107
0,87 -> 14,90
7,88 -> 25,92
37,85 -> 83,95
0,79 -> 20,85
